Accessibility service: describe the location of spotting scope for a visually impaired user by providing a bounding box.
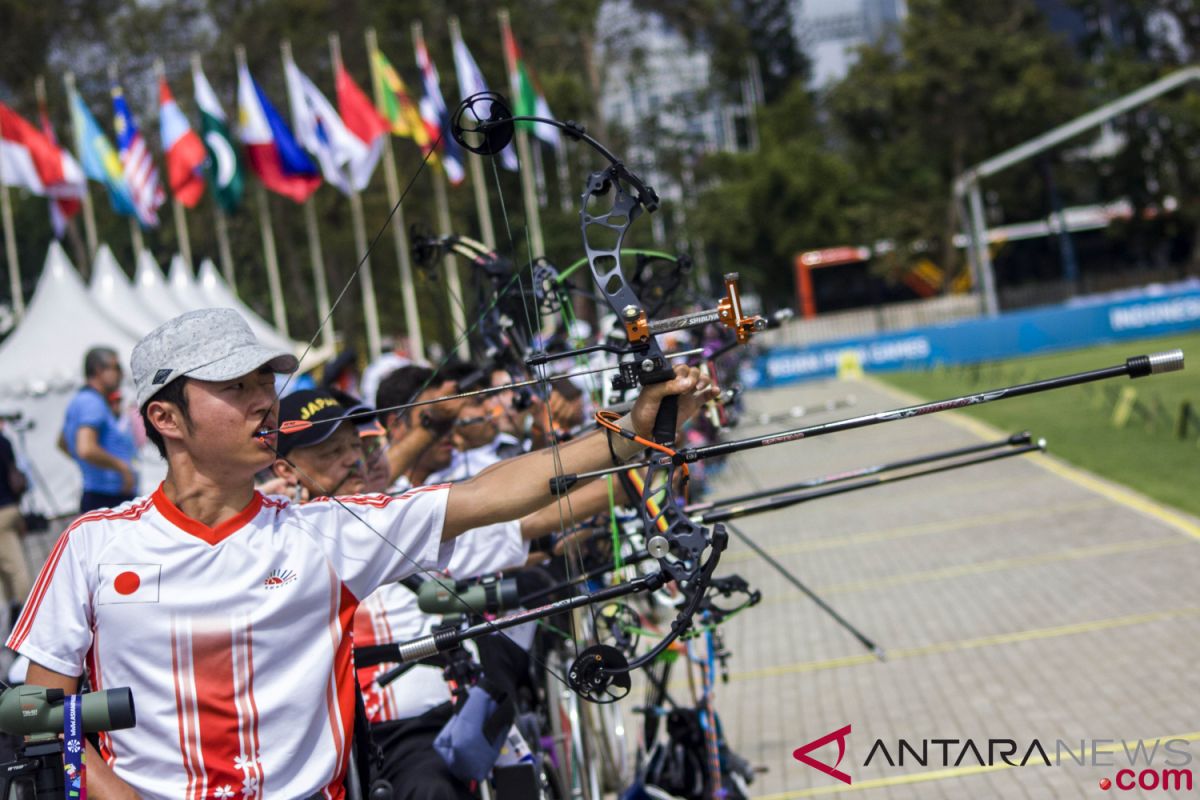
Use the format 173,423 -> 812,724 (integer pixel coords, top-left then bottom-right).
418,575 -> 520,616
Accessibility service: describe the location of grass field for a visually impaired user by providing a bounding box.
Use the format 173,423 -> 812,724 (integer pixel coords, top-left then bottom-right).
877,331 -> 1200,517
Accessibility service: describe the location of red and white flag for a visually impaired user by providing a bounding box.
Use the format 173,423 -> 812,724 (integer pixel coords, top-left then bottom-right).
98,563 -> 161,605
0,102 -> 86,198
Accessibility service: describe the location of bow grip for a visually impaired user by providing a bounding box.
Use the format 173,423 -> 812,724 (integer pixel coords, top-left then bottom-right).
652,394 -> 678,447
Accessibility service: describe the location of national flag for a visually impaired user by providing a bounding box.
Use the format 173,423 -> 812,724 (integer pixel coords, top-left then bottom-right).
336,65 -> 388,190
282,55 -> 375,195
112,82 -> 166,227
371,49 -> 430,148
0,103 -> 86,200
501,22 -> 561,148
413,29 -> 466,185
35,99 -> 84,238
97,563 -> 161,605
68,89 -> 136,217
191,60 -> 245,213
449,27 -> 518,171
158,76 -> 207,208
236,62 -> 321,204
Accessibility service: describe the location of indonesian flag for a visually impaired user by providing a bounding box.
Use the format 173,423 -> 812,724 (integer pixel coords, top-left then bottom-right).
237,62 -> 321,204
36,101 -> 83,238
159,76 -> 207,207
335,65 -> 388,191
0,102 -> 87,198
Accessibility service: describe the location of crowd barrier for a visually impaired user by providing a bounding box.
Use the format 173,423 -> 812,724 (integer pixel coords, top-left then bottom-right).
742,286 -> 1200,388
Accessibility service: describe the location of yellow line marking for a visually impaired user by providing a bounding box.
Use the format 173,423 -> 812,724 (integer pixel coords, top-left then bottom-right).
864,376 -> 1200,542
727,607 -> 1200,683
720,500 -> 1106,565
755,730 -> 1200,798
816,537 -> 1183,596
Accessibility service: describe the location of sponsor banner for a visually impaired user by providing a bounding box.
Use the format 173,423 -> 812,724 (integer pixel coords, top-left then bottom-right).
744,288 -> 1200,388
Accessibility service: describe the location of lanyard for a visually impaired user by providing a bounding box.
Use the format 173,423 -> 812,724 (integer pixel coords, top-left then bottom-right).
63,693 -> 86,799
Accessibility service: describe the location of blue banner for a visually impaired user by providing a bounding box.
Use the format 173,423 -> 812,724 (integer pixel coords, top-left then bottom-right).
743,288 -> 1200,388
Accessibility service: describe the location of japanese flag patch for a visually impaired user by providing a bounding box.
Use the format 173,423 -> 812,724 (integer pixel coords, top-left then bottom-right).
98,564 -> 161,605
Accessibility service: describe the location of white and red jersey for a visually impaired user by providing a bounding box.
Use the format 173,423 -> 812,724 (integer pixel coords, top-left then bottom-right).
8,483 -> 452,800
355,519 -> 529,724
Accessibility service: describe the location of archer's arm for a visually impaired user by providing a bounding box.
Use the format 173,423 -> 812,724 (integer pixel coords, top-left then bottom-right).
443,365 -> 712,539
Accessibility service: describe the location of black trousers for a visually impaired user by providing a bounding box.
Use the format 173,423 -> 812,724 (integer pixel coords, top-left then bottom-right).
80,490 -> 135,514
371,703 -> 477,800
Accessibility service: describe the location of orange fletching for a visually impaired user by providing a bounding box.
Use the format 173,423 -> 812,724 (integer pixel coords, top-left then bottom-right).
280,420 -> 313,434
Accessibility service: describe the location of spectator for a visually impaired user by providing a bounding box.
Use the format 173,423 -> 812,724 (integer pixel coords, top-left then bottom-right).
0,425 -> 30,625
60,347 -> 136,513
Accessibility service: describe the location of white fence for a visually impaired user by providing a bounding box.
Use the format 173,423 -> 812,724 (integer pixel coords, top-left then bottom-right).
761,294 -> 982,348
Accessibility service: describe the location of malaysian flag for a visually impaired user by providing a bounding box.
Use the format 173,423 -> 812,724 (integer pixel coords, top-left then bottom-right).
112,82 -> 165,227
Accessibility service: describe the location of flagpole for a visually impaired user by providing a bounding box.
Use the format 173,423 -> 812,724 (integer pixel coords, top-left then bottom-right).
155,59 -> 193,270
413,20 -> 470,360
497,8 -> 545,260
236,45 -> 289,337
365,27 -> 424,360
447,16 -> 497,252
63,72 -> 99,261
107,62 -> 146,263
0,182 -> 21,319
189,54 -> 237,288
212,191 -> 236,288
329,33 -> 381,360
279,39 -> 334,351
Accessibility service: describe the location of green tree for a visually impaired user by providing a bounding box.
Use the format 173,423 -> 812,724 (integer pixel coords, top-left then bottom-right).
827,0 -> 1088,282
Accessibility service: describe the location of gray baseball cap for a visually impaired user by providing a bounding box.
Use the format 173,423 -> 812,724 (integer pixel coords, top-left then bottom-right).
132,308 -> 299,409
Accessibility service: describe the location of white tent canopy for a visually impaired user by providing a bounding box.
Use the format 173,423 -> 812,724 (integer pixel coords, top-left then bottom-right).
196,258 -> 307,357
134,250 -> 189,321
0,243 -> 164,517
0,242 -> 138,398
89,244 -> 167,337
167,254 -> 207,312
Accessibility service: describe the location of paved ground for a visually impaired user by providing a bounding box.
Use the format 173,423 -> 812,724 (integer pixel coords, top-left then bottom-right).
11,377 -> 1200,799
697,377 -> 1200,799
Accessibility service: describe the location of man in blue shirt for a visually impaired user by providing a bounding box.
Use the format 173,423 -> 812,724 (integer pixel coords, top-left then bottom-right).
60,347 -> 136,513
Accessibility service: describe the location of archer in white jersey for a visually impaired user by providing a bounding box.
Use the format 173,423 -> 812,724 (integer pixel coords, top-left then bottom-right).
10,308 -> 711,799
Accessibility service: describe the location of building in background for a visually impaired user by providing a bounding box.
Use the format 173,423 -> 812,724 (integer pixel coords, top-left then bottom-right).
792,0 -> 907,88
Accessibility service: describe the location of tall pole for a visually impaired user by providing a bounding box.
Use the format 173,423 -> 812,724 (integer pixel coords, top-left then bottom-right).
447,16 -> 496,250
365,26 -> 424,359
413,20 -> 470,359
0,183 -> 21,319
281,39 -> 336,352
497,8 -> 545,259
155,60 -> 193,270
237,45 -> 289,337
190,53 -> 236,287
330,33 -> 381,359
967,178 -> 999,316
107,62 -> 146,263
212,198 -> 235,288
62,72 -> 99,260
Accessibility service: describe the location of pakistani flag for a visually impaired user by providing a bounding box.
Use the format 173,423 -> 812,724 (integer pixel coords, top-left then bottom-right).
191,61 -> 245,213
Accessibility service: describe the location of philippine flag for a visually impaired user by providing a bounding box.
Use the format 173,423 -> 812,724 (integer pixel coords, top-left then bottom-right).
237,62 -> 321,204
97,563 -> 161,605
158,77 -> 207,208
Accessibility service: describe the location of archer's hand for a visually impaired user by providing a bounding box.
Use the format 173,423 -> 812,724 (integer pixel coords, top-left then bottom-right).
422,380 -> 469,424
630,365 -> 716,440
